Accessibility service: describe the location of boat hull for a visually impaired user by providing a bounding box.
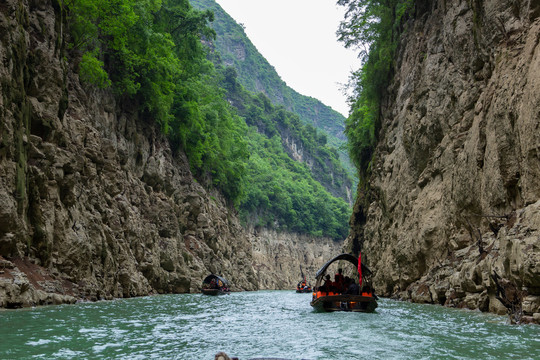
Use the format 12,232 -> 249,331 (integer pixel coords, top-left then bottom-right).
201,289 -> 230,296
310,294 -> 377,313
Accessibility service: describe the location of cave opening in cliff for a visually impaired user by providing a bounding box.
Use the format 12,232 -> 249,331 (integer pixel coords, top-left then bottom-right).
30,115 -> 52,141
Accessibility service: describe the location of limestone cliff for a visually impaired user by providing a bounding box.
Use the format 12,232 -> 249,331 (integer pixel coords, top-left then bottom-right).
0,0 -> 338,308
346,0 -> 540,322
0,0 -> 262,307
250,228 -> 342,289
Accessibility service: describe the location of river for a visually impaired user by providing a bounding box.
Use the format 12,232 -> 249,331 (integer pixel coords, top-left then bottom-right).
1,290 -> 538,359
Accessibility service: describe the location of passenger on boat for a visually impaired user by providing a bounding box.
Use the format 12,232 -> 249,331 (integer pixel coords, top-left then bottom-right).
343,276 -> 352,291
345,281 -> 359,295
297,279 -> 309,291
334,268 -> 344,292
361,284 -> 373,296
320,274 -> 334,293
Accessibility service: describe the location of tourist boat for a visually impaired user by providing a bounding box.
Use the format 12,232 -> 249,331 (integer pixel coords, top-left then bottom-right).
201,274 -> 231,296
296,277 -> 312,293
310,253 -> 377,312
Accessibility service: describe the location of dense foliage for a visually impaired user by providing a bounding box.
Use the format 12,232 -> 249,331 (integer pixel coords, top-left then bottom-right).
67,0 -> 248,203
66,0 -> 351,239
189,0 -> 356,180
337,0 -> 413,175
223,67 -> 352,202
221,69 -> 351,239
241,129 -> 350,239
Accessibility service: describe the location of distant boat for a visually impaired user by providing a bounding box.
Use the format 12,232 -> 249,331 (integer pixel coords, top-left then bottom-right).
296,277 -> 312,293
296,265 -> 312,293
201,274 -> 231,296
310,253 -> 378,312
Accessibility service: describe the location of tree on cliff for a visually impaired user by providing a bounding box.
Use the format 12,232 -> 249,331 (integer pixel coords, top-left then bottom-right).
337,0 -> 414,175
66,0 -> 248,203
491,271 -> 525,324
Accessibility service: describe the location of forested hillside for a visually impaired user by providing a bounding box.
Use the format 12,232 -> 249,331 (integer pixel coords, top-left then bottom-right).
190,0 -> 356,179
220,68 -> 351,238
66,0 -> 351,240
220,66 -> 353,204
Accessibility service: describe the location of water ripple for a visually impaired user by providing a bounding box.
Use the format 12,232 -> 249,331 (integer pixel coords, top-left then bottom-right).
1,291 -> 539,359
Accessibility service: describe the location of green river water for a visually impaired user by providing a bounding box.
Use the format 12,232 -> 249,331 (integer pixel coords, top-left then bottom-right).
1,290 -> 539,359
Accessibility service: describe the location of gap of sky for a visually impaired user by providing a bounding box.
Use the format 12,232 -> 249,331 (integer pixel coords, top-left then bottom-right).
215,0 -> 361,117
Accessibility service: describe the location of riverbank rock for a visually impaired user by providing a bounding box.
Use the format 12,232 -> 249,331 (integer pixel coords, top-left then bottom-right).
346,0 -> 540,323
0,256 -> 77,308
402,200 -> 540,318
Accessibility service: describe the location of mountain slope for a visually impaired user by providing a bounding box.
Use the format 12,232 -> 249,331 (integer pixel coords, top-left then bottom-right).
191,0 -> 346,138
220,65 -> 354,205
190,0 -> 355,177
217,69 -> 352,234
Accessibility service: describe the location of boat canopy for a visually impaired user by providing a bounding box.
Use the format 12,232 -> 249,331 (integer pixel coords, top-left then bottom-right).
202,274 -> 230,287
315,253 -> 372,279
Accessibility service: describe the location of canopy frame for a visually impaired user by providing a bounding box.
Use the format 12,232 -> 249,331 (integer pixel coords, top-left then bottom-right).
314,253 -> 372,279
202,274 -> 230,287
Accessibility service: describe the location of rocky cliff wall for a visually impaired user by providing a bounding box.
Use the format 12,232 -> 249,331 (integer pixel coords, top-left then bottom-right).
346,0 -> 540,322
0,0 -> 261,308
250,228 -> 342,289
0,0 -> 336,308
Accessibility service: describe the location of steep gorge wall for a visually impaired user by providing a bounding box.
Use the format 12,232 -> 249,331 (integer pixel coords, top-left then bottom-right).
346,0 -> 540,321
250,228 -> 342,289
0,0 -> 335,308
0,0 -> 260,307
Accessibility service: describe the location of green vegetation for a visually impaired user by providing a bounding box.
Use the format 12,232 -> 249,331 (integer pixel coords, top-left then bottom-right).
222,66 -> 352,202
241,129 -> 350,239
220,68 -> 351,239
66,0 -> 350,239
67,0 -> 247,202
337,0 -> 413,176
189,0 -> 356,181
190,0 -> 346,138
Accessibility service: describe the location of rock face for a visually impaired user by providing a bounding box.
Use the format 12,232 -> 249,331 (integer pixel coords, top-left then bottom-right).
0,0 -> 338,308
250,228 -> 342,289
0,0 -> 259,307
281,130 -> 354,205
346,0 -> 540,321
